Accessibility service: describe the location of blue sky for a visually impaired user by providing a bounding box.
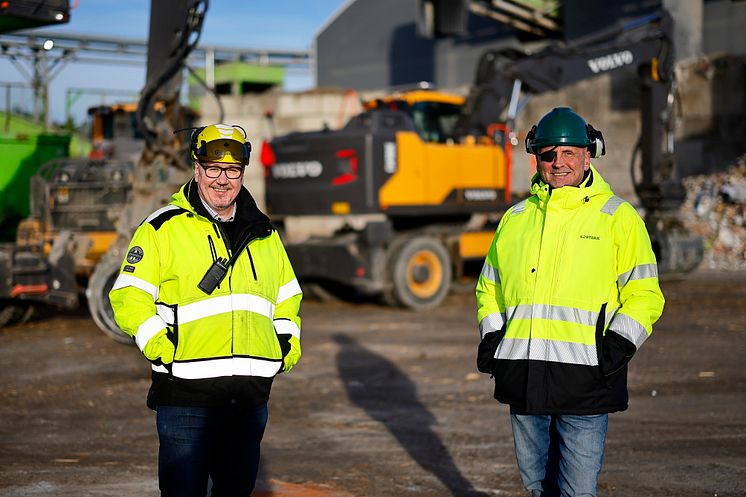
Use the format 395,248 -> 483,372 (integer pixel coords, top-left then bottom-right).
1,0 -> 347,125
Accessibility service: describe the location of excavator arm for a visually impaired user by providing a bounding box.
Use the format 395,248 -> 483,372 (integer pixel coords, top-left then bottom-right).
462,10 -> 674,132
87,0 -> 209,342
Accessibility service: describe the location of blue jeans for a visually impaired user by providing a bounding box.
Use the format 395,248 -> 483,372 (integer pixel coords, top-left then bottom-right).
156,403 -> 268,497
510,408 -> 608,497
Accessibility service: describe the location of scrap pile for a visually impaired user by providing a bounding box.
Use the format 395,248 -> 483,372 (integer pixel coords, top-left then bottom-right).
680,153 -> 746,270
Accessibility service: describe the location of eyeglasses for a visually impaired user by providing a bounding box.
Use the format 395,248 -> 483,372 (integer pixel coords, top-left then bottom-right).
199,163 -> 244,180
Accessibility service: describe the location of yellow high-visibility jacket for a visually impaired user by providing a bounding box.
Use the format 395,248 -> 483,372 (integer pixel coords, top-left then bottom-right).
110,180 -> 302,409
476,165 -> 664,414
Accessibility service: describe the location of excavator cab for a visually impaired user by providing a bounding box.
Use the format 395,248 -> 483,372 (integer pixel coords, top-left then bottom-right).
408,99 -> 462,144
364,92 -> 462,144
265,89 -> 511,219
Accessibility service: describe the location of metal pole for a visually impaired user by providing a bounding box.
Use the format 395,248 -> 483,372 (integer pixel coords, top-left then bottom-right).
43,50 -> 50,129
206,47 -> 215,89
4,84 -> 10,133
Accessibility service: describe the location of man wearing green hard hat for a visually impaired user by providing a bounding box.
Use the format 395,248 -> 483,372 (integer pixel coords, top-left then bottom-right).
476,107 -> 665,496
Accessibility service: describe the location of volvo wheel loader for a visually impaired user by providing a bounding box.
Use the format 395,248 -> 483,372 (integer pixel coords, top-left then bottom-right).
0,105 -> 137,328
261,8 -> 703,311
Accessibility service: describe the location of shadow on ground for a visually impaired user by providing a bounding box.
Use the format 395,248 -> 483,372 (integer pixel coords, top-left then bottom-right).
334,333 -> 489,497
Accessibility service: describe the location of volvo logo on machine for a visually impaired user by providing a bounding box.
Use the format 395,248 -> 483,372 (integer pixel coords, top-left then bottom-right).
464,189 -> 498,201
587,50 -> 634,73
272,160 -> 323,179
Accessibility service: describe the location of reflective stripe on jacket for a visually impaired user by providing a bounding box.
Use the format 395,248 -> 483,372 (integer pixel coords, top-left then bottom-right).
476,165 -> 664,414
110,181 -> 302,408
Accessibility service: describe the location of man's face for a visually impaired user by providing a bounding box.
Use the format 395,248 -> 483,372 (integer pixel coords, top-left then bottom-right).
537,145 -> 590,189
194,161 -> 244,216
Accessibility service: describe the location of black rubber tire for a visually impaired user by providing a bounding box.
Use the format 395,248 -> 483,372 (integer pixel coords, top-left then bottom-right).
87,255 -> 132,345
387,236 -> 452,310
0,304 -> 26,328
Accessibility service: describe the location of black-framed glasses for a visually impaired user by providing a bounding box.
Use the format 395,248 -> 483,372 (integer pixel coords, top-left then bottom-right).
199,163 -> 244,179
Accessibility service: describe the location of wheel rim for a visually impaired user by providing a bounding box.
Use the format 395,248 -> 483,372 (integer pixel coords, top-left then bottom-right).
405,249 -> 443,299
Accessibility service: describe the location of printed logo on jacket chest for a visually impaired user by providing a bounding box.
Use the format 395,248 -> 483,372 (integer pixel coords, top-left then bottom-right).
580,234 -> 600,240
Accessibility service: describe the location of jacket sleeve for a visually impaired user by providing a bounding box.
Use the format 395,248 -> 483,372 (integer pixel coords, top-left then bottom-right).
272,232 -> 302,373
604,203 -> 665,373
476,222 -> 507,341
109,222 -> 175,365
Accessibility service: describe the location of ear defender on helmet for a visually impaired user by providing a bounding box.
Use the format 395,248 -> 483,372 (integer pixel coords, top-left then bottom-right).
189,126 -> 207,159
525,125 -> 538,154
586,124 -> 605,158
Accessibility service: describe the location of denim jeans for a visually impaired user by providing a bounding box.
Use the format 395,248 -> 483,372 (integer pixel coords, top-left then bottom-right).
510,408 -> 608,497
156,403 -> 268,497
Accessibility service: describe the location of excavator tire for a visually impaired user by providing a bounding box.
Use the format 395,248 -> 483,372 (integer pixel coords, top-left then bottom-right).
87,254 -> 131,345
385,236 -> 452,310
0,304 -> 27,328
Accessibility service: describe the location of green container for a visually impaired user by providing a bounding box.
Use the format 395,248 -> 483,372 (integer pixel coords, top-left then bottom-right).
0,132 -> 71,240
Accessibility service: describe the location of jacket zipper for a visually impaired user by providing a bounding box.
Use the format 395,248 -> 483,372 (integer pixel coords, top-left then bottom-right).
246,246 -> 257,280
229,223 -> 259,281
207,234 -> 218,262
210,221 -> 234,354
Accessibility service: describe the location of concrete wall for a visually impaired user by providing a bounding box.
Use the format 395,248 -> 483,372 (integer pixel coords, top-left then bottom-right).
510,72 -> 641,201
703,0 -> 746,55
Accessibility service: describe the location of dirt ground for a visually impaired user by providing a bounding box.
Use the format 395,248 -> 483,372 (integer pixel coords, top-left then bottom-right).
1,269 -> 745,497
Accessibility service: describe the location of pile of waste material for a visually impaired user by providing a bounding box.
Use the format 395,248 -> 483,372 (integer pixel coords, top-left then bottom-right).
680,153 -> 746,270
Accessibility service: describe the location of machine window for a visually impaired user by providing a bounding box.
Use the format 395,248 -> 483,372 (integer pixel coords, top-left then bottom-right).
410,102 -> 462,143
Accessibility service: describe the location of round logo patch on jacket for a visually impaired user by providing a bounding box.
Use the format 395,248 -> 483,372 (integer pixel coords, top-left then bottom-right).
126,246 -> 144,264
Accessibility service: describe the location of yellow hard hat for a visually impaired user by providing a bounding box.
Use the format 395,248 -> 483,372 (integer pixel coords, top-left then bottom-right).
190,124 -> 252,165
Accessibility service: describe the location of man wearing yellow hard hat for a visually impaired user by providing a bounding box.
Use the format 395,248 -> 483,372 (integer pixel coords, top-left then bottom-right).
110,124 -> 303,496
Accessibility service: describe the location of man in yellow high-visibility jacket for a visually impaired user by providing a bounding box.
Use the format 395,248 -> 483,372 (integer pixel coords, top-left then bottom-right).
476,108 -> 664,497
110,124 -> 302,497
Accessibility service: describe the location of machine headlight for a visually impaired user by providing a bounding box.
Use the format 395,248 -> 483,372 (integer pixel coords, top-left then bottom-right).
55,187 -> 70,204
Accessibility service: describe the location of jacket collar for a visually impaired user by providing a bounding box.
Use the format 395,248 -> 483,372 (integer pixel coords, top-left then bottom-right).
529,164 -> 612,208
173,179 -> 271,227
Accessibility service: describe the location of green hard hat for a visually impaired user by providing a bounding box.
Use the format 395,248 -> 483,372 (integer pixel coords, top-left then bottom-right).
526,107 -> 599,153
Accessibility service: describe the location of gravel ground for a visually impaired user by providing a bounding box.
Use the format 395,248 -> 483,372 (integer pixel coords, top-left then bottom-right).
0,269 -> 744,497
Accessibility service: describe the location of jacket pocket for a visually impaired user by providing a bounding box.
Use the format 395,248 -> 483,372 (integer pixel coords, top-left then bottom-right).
595,303 -> 607,377
477,326 -> 505,374
595,302 -> 637,378
601,331 -> 636,377
156,302 -> 178,370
